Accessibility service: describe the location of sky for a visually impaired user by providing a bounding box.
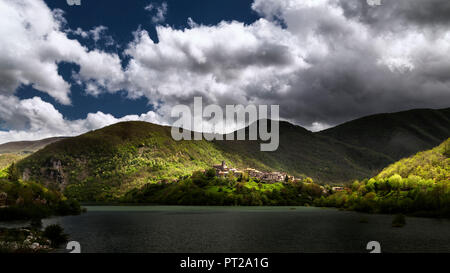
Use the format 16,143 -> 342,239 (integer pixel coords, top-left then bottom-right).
0,0 -> 450,144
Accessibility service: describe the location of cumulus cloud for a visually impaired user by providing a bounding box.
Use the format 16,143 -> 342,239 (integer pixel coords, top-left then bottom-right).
0,0 -> 124,104
115,0 -> 450,129
69,25 -> 114,46
0,95 -> 167,144
145,2 -> 168,23
122,19 -> 306,113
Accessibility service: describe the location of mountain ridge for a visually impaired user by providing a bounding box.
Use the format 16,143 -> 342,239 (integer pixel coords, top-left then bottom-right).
319,107 -> 450,160
0,137 -> 67,155
8,107 -> 450,201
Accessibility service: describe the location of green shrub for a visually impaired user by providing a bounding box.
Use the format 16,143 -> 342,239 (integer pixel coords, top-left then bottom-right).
43,224 -> 68,247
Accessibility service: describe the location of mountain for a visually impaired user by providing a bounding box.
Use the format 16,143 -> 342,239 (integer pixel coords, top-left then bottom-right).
13,108 -> 450,201
213,121 -> 391,182
0,137 -> 66,155
16,121 -> 391,201
319,108 -> 450,161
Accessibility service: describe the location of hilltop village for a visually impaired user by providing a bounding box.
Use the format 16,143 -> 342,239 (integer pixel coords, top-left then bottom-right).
207,161 -> 344,193
211,161 -> 297,184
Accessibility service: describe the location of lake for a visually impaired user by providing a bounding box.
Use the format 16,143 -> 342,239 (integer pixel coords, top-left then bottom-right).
37,206 -> 450,253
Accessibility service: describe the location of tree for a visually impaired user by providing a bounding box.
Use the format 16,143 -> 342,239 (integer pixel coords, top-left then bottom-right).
226,171 -> 235,182
44,224 -> 69,247
7,163 -> 21,183
388,174 -> 402,189
239,172 -> 249,182
191,171 -> 208,187
205,168 -> 216,179
444,140 -> 450,158
352,181 -> 360,191
304,177 -> 314,184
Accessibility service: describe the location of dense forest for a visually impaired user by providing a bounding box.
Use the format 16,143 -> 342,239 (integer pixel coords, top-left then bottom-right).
316,138 -> 450,217
124,138 -> 450,217
123,169 -> 323,206
0,164 -> 82,221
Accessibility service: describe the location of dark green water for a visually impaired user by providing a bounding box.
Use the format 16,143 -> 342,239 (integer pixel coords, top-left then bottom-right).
40,206 -> 450,253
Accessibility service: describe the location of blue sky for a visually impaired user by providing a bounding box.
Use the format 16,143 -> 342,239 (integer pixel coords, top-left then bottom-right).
18,0 -> 260,120
1,0 -> 450,143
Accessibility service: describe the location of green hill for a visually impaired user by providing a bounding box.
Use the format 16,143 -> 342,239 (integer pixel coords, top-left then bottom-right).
316,138 -> 450,217
16,121 -> 390,201
16,122 -> 236,200
376,138 -> 450,182
319,108 -> 450,161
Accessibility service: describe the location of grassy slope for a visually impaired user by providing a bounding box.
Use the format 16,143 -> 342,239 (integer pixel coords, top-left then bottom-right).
0,137 -> 65,171
319,108 -> 450,161
0,154 -> 24,170
0,137 -> 65,155
376,138 -> 450,182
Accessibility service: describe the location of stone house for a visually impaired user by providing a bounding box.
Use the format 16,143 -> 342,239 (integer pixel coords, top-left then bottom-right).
332,186 -> 345,192
213,161 -> 229,173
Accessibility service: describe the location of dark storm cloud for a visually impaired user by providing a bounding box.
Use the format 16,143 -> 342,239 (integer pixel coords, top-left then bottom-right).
246,0 -> 450,129
279,55 -> 450,127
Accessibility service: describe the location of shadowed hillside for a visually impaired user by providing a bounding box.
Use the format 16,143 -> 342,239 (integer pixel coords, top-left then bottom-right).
213,120 -> 391,182
319,108 -> 450,161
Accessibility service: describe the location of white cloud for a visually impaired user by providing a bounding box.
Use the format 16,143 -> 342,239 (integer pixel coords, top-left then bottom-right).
0,0 -> 124,104
123,19 -> 306,108
70,26 -> 112,44
307,122 -> 332,132
0,95 -> 167,144
145,2 -> 168,23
